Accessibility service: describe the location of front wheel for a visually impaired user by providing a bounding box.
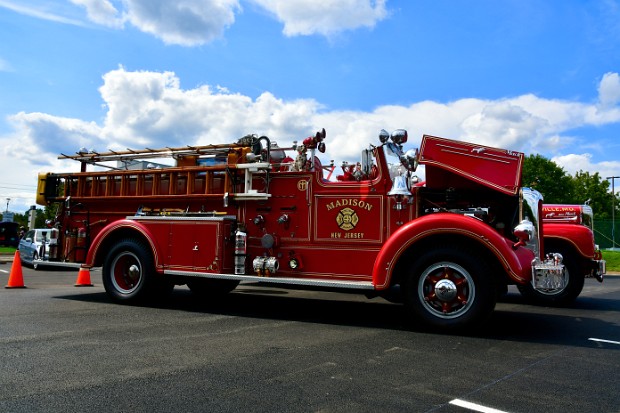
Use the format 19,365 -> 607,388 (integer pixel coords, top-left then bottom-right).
31,252 -> 39,269
402,247 -> 496,331
102,239 -> 172,303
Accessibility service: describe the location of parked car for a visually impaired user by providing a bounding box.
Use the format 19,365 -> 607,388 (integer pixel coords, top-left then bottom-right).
18,228 -> 59,268
0,222 -> 20,248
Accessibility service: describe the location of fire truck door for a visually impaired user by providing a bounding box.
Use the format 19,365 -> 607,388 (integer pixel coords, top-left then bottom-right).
310,192 -> 384,277
166,219 -> 231,272
313,194 -> 384,243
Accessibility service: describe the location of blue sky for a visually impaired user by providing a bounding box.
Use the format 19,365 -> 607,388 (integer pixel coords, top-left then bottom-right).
1,0 -> 620,212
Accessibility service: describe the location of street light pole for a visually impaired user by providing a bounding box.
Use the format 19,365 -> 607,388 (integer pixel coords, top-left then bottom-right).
607,176 -> 619,250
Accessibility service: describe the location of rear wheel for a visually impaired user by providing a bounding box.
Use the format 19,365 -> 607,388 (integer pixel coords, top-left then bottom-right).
102,239 -> 172,303
402,246 -> 496,331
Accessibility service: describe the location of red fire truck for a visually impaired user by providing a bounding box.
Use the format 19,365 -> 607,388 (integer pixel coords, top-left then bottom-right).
516,204 -> 605,305
36,129 -> 564,331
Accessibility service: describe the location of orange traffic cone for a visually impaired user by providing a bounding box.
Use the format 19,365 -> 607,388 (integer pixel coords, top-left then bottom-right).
5,250 -> 26,289
74,267 -> 94,287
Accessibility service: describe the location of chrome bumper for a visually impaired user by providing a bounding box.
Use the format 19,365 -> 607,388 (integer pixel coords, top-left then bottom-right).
531,255 -> 566,292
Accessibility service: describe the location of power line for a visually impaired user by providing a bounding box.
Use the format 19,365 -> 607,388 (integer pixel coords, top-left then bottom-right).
0,182 -> 37,190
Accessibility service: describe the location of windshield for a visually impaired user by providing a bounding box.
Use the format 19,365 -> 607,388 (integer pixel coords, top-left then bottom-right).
582,205 -> 594,230
34,230 -> 56,243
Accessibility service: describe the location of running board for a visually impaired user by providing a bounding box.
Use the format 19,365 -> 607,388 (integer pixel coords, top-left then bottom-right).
164,270 -> 375,291
33,260 -> 82,270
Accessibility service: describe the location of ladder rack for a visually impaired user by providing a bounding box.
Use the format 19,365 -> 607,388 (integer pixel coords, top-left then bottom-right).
43,160 -> 271,204
59,143 -> 249,163
43,140 -> 286,205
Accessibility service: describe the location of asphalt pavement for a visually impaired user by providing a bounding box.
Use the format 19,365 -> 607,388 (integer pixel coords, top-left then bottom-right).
1,260 -> 619,413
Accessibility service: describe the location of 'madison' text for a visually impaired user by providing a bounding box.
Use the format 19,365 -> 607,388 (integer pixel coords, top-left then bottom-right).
325,198 -> 373,211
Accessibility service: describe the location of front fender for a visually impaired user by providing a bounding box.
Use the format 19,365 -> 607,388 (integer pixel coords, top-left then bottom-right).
85,219 -> 162,269
543,223 -> 596,258
372,213 -> 535,289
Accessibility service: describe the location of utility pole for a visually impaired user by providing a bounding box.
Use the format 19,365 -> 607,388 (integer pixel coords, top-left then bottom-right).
5,198 -> 9,212
607,176 -> 619,250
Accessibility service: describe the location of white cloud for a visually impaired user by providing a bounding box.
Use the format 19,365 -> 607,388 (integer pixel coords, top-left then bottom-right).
0,0 -> 240,46
121,0 -> 240,46
9,68 -> 620,165
4,68 -> 620,211
0,0 -> 88,26
4,67 -> 323,171
551,153 -> 620,180
2,0 -> 389,46
6,112 -> 104,165
251,0 -> 388,37
460,100 -> 548,150
96,67 -> 320,148
598,72 -> 620,108
0,112 -> 105,211
70,0 -> 123,28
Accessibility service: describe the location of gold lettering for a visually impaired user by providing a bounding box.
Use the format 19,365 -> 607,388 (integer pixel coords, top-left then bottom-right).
325,198 -> 373,212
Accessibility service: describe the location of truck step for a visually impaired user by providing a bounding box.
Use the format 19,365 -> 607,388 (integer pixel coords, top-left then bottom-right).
163,270 -> 375,290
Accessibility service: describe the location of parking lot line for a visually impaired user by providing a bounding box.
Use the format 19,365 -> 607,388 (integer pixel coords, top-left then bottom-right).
588,338 -> 620,345
450,399 -> 510,413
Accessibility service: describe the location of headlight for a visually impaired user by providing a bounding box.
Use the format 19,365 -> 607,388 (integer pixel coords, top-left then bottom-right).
513,219 -> 534,244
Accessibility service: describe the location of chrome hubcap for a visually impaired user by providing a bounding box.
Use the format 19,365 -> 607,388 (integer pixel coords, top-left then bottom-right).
434,279 -> 458,302
418,262 -> 475,320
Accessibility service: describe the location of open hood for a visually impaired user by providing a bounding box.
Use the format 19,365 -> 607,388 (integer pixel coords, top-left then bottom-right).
419,135 -> 524,196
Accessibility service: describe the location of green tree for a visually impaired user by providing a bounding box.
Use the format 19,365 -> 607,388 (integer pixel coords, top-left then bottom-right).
522,154 -> 573,203
34,205 -> 59,228
571,171 -> 613,218
523,154 -> 619,220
